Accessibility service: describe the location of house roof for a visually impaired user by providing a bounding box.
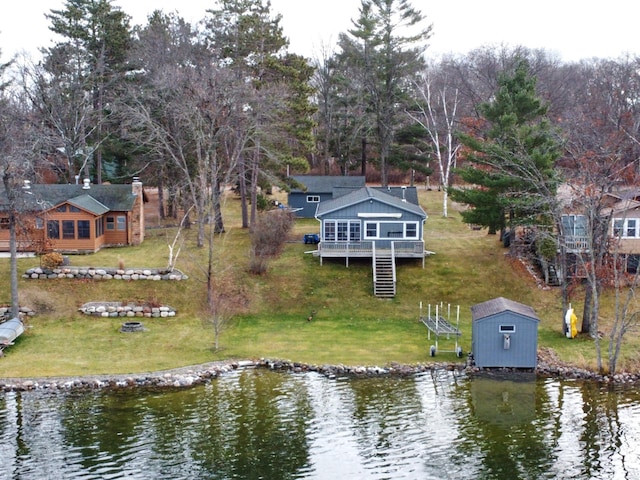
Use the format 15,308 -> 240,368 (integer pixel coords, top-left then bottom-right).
0,184 -> 137,213
372,186 -> 420,205
471,297 -> 539,322
67,194 -> 110,215
316,186 -> 427,218
290,175 -> 366,193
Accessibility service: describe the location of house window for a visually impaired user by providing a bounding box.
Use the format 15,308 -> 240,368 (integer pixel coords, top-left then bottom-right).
117,216 -> 126,231
562,214 -> 587,236
95,218 -> 103,237
499,325 -> 516,333
56,205 -> 67,213
0,218 -> 9,230
324,222 -> 335,241
77,220 -> 90,239
627,254 -> 640,274
405,223 -> 418,239
62,220 -> 75,239
324,220 -> 360,242
337,222 -> 348,241
350,223 -> 361,242
69,205 -> 81,213
613,218 -> 639,238
106,216 -> 115,230
35,218 -> 44,229
47,220 -> 60,239
365,222 -> 378,238
307,195 -> 320,203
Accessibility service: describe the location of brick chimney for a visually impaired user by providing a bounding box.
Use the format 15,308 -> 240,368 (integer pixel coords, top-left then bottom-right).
131,177 -> 144,245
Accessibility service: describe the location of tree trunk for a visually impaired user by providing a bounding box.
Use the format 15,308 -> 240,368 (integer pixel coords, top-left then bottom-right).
361,137 -> 367,178
238,153 -> 248,229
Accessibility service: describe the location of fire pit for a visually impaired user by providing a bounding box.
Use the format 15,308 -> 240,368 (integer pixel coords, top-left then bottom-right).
120,321 -> 144,333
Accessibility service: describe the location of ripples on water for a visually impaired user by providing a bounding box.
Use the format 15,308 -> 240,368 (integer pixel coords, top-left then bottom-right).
0,370 -> 639,479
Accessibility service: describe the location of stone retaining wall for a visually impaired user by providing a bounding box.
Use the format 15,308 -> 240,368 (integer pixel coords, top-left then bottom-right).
3,354 -> 639,392
23,267 -> 187,281
79,302 -> 176,318
0,306 -> 35,321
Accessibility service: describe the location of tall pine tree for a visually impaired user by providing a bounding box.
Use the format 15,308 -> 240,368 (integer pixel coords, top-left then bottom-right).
450,59 -> 561,235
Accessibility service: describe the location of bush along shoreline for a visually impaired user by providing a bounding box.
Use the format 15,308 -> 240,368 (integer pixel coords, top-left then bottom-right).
1,352 -> 639,392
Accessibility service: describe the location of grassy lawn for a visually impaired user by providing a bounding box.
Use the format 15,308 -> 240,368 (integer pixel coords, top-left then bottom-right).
0,189 -> 633,378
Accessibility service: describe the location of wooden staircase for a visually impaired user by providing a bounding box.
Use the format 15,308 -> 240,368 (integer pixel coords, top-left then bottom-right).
373,249 -> 396,297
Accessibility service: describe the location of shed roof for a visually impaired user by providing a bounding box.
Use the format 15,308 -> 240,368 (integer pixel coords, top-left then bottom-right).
290,175 -> 366,193
471,297 -> 539,322
316,186 -> 426,218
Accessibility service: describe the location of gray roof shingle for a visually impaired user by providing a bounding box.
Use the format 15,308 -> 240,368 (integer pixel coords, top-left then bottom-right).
471,297 -> 539,322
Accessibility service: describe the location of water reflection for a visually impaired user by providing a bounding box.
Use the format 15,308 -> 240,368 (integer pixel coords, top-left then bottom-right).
0,370 -> 639,479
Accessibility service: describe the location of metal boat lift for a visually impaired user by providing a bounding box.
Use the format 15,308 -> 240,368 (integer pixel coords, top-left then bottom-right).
420,302 -> 463,357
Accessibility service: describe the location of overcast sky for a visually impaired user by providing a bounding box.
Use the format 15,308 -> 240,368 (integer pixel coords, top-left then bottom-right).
1,0 -> 638,63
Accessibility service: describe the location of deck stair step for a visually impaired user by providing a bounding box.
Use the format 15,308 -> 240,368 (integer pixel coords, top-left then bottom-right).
373,251 -> 396,297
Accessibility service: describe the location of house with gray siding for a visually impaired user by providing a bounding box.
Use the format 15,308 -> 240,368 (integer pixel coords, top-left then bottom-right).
287,175 -> 366,218
471,297 -> 539,368
312,186 -> 428,297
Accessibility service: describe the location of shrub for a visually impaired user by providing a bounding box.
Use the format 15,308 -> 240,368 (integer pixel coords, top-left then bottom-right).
248,209 -> 294,274
41,252 -> 64,269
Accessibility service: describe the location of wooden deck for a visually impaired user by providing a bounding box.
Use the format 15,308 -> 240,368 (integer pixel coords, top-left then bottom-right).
315,240 -> 425,258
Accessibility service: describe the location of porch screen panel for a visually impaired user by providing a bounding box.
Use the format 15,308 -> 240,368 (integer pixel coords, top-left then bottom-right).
78,220 -> 90,239
380,222 -> 403,238
324,222 -> 335,241
337,222 -> 348,241
350,223 -> 361,242
62,220 -> 75,239
47,220 -> 60,239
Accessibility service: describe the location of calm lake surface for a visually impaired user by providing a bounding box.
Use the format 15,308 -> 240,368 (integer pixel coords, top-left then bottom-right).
1,368 -> 639,480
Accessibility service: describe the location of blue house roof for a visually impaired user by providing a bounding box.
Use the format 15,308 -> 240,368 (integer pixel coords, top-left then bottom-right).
316,187 -> 427,219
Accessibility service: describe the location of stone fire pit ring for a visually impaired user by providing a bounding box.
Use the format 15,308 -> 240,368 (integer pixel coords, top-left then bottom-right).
120,321 -> 145,333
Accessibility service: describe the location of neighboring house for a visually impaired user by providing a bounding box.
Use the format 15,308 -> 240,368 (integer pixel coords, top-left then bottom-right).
471,297 -> 540,369
288,175 -> 366,218
313,186 -> 428,297
0,178 -> 145,253
561,187 -> 640,275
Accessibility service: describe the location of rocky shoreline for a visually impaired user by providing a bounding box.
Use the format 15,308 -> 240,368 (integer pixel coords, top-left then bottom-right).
1,349 -> 639,392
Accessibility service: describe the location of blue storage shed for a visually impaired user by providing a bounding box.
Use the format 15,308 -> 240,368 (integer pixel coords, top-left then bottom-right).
471,297 -> 539,368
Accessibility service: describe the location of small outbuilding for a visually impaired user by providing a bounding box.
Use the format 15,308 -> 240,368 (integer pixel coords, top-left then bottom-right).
471,297 -> 540,368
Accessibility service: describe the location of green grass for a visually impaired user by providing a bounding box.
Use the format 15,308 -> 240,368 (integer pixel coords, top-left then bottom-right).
0,189 -> 633,377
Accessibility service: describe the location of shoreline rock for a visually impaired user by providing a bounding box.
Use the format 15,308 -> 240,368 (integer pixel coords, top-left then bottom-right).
1,354 -> 639,393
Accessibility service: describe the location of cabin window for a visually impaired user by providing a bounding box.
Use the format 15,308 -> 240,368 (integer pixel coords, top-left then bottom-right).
499,325 -> 516,333
350,223 -> 361,242
0,218 -> 9,230
95,218 -> 103,237
56,205 -> 67,213
106,216 -> 115,230
117,216 -> 126,231
77,220 -> 90,239
324,220 -> 360,242
365,222 -> 377,238
62,220 -> 75,239
69,205 -> 81,213
307,195 -> 320,203
614,218 -> 639,238
562,214 -> 587,236
626,254 -> 640,274
324,222 -> 335,241
47,220 -> 60,239
405,222 -> 418,239
337,222 -> 348,241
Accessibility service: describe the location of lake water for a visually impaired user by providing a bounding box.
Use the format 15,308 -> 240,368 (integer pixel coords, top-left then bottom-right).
1,368 -> 639,479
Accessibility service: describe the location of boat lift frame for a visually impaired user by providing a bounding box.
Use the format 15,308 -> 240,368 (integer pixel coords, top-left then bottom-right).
420,302 -> 463,357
